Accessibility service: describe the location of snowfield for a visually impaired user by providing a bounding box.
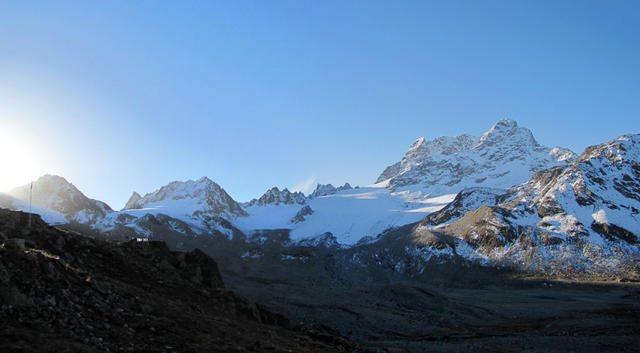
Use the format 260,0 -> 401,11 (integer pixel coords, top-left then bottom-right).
236,185 -> 455,245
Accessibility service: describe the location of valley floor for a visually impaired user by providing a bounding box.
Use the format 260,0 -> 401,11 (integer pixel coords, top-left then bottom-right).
39,219 -> 640,352
223,267 -> 640,353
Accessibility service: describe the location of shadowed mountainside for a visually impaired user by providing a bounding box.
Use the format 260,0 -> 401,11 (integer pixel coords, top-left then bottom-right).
0,209 -> 353,353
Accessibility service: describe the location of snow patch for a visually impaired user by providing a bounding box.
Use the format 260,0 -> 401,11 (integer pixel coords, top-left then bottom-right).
592,209 -> 608,225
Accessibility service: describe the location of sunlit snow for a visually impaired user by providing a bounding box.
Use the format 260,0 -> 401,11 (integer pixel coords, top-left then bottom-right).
235,185 -> 454,245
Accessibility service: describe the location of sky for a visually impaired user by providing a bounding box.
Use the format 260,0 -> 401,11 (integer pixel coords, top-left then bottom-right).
0,0 -> 638,209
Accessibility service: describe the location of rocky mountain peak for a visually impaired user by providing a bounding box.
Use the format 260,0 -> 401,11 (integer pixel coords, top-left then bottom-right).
577,134 -> 640,165
307,182 -> 354,198
376,120 -> 575,194
310,184 -> 335,198
409,134 -> 479,157
246,186 -> 307,207
6,174 -> 111,223
413,134 -> 640,273
376,134 -> 479,183
408,136 -> 426,150
308,183 -> 338,197
526,133 -> 640,213
122,177 -> 247,217
476,119 -> 539,149
549,146 -> 577,163
123,191 -> 143,210
10,174 -> 79,202
197,176 -> 214,184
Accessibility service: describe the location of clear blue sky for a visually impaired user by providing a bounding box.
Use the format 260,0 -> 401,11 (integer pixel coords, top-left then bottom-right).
1,0 -> 638,209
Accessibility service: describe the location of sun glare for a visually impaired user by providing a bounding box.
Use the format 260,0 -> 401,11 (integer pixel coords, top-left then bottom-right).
0,129 -> 45,192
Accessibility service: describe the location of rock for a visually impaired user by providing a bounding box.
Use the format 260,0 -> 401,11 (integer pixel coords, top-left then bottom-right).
377,120 -> 575,193
310,184 -> 337,198
0,268 -> 10,284
0,285 -> 34,307
0,208 -> 352,353
291,205 -> 313,224
247,187 -> 307,207
183,248 -> 224,288
3,238 -> 25,252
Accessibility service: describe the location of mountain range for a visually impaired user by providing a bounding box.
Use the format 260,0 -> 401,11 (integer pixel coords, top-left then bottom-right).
1,119 -> 638,275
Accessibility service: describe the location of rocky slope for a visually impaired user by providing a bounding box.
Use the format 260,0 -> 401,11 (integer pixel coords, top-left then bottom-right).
377,119 -> 576,195
163,217 -> 640,353
97,177 -> 246,238
513,134 -> 640,240
242,183 -> 357,208
244,187 -> 307,207
1,175 -> 111,225
2,176 -> 246,240
0,209 -> 353,353
394,134 -> 640,275
291,205 -> 314,224
310,183 -> 353,198
122,176 -> 246,217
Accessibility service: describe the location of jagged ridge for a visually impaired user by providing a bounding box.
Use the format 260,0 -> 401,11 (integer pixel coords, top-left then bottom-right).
377,119 -> 577,196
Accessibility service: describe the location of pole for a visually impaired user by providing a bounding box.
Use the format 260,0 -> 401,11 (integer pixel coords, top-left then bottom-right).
28,182 -> 32,228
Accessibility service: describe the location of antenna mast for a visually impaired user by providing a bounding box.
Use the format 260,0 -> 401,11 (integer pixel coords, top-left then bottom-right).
28,182 -> 33,228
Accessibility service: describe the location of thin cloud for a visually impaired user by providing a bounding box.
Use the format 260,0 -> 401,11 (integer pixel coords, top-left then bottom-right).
291,175 -> 317,195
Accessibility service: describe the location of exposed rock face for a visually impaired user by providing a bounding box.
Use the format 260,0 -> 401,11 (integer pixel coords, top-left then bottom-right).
291,205 -> 313,224
310,183 -> 352,198
246,187 -> 307,207
122,177 -> 247,217
311,184 -> 337,198
407,134 -> 640,274
76,177 -> 249,239
2,175 -> 249,239
377,119 -> 577,195
4,174 -> 112,224
0,209 -> 353,353
123,191 -> 143,210
511,134 -> 640,242
377,134 -> 478,183
421,187 -> 506,226
294,232 -> 339,248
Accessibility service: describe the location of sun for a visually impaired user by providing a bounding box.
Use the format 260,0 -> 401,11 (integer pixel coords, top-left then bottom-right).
0,129 -> 45,192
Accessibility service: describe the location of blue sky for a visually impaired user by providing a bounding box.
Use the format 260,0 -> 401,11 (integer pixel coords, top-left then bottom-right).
1,0 -> 638,208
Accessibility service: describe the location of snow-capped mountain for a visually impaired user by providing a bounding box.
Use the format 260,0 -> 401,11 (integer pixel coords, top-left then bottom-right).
510,133 -> 639,241
377,134 -> 478,183
244,187 -> 307,207
2,119 -> 637,276
1,175 -> 111,224
377,119 -> 577,195
0,175 -> 248,240
122,177 -> 246,218
403,134 -> 640,273
123,191 -> 143,210
89,177 -> 247,238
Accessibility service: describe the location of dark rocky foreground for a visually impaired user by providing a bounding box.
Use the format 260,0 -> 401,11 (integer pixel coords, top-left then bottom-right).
0,209 -> 353,353
109,226 -> 640,353
221,250 -> 640,353
4,210 -> 640,353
